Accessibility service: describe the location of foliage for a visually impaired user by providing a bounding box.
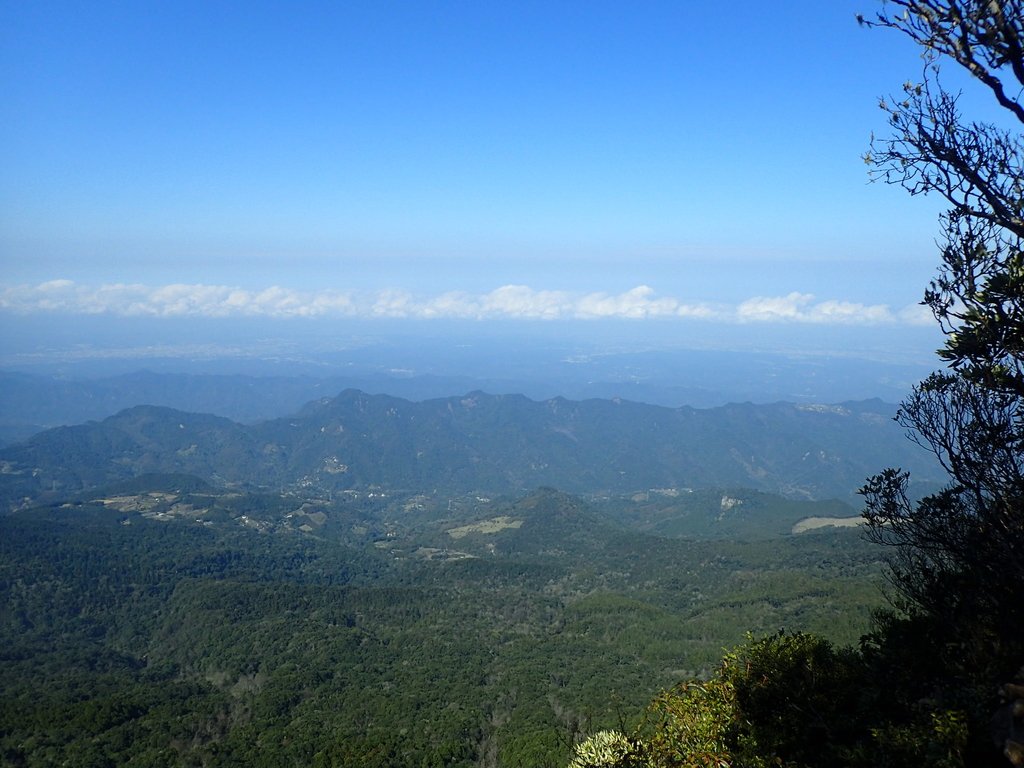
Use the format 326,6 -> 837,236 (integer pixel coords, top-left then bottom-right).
717,632 -> 857,766
637,678 -> 744,768
569,731 -> 642,768
592,629 -> 976,768
859,370 -> 1024,648
860,0 -> 1024,403
588,632 -> 844,767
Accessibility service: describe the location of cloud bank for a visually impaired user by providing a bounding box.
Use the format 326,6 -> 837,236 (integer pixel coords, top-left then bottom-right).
0,280 -> 930,326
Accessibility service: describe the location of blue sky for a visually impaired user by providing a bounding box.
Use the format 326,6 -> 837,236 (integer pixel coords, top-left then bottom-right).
0,0 -> 958,360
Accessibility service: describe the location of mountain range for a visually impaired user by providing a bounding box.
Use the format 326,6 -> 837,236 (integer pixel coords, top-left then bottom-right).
0,343 -> 937,446
0,388 -> 942,510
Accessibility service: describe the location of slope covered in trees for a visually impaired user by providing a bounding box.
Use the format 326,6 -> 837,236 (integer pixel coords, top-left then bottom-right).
0,487 -> 886,767
0,392 -> 943,509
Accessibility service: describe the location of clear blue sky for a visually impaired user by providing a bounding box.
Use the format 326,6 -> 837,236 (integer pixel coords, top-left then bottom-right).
0,0 -> 960,356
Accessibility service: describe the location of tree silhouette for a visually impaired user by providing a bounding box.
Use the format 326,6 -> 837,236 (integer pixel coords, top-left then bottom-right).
858,0 -> 1024,741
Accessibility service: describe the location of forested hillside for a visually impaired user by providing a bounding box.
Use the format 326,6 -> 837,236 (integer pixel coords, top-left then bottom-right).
0,391 -> 943,509
0,485 -> 885,767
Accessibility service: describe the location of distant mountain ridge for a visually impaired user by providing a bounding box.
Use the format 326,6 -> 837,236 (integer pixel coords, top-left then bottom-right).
0,345 -> 937,445
0,370 -> 340,444
0,389 -> 942,509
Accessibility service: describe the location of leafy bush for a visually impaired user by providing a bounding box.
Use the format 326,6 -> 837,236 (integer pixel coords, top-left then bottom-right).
601,630 -> 975,768
569,730 -> 641,768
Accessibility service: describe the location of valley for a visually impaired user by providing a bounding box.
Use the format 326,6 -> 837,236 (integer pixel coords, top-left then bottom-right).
0,384 -> 899,766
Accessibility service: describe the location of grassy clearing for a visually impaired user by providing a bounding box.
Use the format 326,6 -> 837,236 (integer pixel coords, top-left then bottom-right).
792,516 -> 863,534
447,516 -> 523,539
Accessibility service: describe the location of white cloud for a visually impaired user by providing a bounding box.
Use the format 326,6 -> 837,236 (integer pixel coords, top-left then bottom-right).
481,285 -> 569,319
736,292 -> 908,325
737,292 -> 816,322
372,289 -> 415,318
897,302 -> 935,326
576,285 -> 678,319
0,281 -> 359,319
0,280 -> 930,327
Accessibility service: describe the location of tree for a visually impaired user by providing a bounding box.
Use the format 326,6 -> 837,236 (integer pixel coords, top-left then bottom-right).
857,0 -> 1024,736
602,631 -> 968,768
860,1 -> 1024,395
